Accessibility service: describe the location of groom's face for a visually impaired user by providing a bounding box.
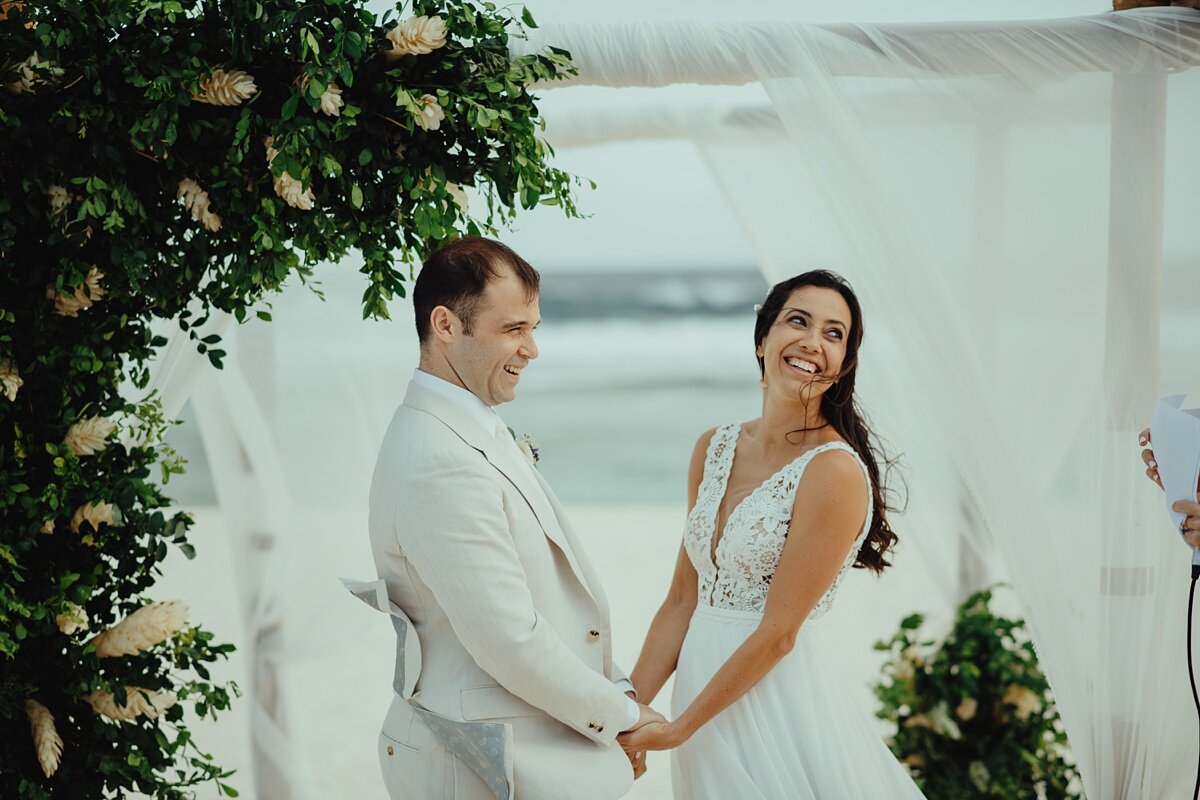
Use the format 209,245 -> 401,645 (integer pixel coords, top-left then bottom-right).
449,268 -> 540,407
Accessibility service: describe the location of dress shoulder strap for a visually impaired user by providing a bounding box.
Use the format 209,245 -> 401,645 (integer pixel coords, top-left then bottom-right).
700,422 -> 741,485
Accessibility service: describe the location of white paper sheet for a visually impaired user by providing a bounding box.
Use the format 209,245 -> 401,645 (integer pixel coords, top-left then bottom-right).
1149,395 -> 1200,538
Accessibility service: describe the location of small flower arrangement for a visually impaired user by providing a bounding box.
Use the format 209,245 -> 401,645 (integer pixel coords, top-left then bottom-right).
873,586 -> 1082,800
515,433 -> 540,466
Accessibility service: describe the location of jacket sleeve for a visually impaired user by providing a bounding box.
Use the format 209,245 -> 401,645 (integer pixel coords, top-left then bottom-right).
394,453 -> 629,744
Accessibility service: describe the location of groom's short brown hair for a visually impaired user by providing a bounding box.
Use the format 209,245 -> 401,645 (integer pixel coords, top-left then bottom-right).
413,236 -> 540,344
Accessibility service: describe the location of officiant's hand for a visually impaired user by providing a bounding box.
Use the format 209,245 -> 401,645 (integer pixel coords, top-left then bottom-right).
1141,428 -> 1200,546
1139,428 -> 1164,490
1176,495 -> 1200,546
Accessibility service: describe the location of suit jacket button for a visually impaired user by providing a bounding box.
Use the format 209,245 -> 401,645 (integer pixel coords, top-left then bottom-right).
595,725 -> 604,733
587,629 -> 600,641
587,722 -> 596,729
386,745 -> 394,756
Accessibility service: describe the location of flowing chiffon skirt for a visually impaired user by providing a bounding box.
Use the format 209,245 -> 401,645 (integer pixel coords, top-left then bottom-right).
671,605 -> 927,800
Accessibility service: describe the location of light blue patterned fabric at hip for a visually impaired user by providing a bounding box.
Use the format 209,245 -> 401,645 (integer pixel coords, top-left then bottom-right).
341,578 -> 515,800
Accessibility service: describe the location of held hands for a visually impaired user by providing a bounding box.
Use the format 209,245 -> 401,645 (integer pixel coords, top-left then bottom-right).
622,703 -> 668,780
618,705 -> 688,755
1139,428 -> 1200,546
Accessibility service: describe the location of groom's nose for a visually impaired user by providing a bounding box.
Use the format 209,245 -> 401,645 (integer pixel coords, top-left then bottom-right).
520,333 -> 539,360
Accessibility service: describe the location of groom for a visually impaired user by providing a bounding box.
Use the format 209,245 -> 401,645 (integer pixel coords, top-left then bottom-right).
355,237 -> 660,800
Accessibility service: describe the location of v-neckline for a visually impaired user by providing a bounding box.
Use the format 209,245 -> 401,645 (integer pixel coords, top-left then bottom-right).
707,424 -> 840,570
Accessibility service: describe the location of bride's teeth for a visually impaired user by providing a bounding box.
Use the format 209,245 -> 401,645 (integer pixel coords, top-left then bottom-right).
786,358 -> 816,373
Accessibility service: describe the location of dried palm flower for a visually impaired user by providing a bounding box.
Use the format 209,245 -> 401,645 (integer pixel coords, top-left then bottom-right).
24,700 -> 63,777
88,600 -> 188,657
85,687 -> 177,721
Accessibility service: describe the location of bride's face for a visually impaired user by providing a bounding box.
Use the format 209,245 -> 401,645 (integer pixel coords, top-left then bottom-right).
757,286 -> 851,403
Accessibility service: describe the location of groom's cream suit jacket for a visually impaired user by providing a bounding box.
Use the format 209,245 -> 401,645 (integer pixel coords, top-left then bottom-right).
363,378 -> 634,800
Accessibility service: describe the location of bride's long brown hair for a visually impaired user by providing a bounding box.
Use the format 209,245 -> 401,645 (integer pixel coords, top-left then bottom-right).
754,270 -> 902,574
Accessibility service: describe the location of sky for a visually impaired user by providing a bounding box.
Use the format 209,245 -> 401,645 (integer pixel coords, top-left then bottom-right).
369,1 -> 1115,272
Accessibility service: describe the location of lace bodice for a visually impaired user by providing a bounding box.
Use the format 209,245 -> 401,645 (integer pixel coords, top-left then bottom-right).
683,422 -> 873,619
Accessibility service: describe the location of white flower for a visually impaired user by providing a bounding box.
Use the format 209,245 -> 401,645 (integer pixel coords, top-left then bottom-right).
24,700 -> 63,778
88,600 -> 188,658
47,267 -> 106,317
955,697 -> 978,721
47,184 -> 71,216
193,67 -> 257,106
64,415 -> 116,456
905,701 -> 962,740
418,174 -> 469,215
928,700 -> 963,740
85,687 -> 177,721
39,519 -> 55,535
265,136 -> 316,211
968,760 -> 991,792
56,602 -> 89,635
386,15 -> 448,60
70,500 -> 114,533
319,81 -> 344,116
892,659 -> 915,683
446,182 -> 469,214
412,93 -> 445,131
176,177 -> 222,232
1002,684 -> 1042,721
6,52 -> 63,94
0,359 -> 22,401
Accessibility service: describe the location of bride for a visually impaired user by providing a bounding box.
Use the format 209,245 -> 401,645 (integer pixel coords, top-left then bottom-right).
619,270 -> 926,799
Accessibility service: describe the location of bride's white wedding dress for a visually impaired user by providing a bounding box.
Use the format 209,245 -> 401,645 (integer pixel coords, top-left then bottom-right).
671,422 -> 927,800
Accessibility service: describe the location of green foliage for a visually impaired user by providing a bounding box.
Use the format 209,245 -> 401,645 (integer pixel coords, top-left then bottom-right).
0,0 -> 578,796
873,587 -> 1082,800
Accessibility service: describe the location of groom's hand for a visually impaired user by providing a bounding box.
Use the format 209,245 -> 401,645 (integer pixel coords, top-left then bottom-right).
621,703 -> 664,780
627,748 -> 647,780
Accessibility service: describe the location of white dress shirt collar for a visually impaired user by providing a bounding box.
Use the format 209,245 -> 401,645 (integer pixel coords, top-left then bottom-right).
412,368 -> 499,437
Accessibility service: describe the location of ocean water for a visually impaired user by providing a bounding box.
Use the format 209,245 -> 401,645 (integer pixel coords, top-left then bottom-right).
166,266 -> 772,508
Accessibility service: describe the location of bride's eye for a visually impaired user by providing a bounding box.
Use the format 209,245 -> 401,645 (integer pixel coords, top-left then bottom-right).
827,329 -> 843,340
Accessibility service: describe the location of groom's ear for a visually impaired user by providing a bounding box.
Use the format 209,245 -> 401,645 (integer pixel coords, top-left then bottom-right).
429,305 -> 458,344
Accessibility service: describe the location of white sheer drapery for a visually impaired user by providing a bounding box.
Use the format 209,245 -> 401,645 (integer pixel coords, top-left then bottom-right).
523,8 -> 1200,798
136,8 -> 1200,799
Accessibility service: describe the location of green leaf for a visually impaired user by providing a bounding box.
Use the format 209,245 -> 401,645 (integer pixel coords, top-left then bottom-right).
281,93 -> 300,122
350,184 -> 363,209
521,7 -> 538,28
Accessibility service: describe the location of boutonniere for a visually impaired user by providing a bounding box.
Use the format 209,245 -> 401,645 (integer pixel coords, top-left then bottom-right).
514,431 -> 540,467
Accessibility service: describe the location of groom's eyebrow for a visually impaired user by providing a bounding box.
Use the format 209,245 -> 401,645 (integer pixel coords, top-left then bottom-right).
503,317 -> 540,329
782,307 -> 847,330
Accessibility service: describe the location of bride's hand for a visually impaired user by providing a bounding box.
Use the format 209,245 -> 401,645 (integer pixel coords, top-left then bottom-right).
618,720 -> 686,752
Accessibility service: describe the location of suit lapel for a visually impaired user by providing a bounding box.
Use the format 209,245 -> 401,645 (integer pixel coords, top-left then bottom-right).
531,470 -> 614,674
402,382 -> 597,603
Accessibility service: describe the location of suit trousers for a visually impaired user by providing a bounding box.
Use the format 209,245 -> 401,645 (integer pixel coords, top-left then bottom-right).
378,696 -> 495,800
